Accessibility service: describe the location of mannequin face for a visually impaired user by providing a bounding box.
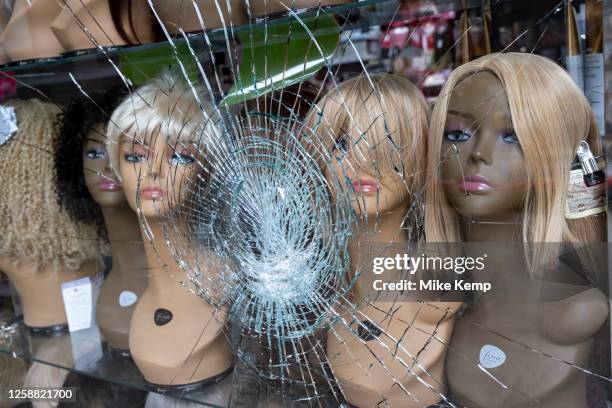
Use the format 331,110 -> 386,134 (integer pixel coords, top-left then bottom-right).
440,71 -> 527,221
119,131 -> 197,218
326,129 -> 409,218
83,123 -> 125,207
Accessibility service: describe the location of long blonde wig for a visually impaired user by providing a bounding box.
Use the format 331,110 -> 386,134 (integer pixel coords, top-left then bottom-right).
425,53 -> 603,256
0,99 -> 102,271
304,73 -> 430,201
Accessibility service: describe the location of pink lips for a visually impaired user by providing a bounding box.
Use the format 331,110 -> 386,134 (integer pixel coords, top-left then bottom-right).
352,178 -> 379,194
140,186 -> 166,200
99,180 -> 121,192
457,175 -> 495,192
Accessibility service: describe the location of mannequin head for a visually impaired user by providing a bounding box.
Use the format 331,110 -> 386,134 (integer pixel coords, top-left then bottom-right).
440,70 -> 528,222
0,99 -> 101,270
106,72 -> 213,219
305,74 -> 429,223
55,91 -> 124,236
426,53 -> 602,248
83,122 -> 125,207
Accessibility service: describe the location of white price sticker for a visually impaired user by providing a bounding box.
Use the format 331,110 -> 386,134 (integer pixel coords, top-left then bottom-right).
479,344 -> 506,369
118,291 -> 138,307
61,277 -> 93,332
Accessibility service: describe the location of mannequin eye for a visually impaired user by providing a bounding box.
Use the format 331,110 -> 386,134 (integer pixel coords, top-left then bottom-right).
124,152 -> 146,163
170,151 -> 195,165
334,135 -> 350,153
444,130 -> 472,142
501,132 -> 519,144
85,148 -> 106,160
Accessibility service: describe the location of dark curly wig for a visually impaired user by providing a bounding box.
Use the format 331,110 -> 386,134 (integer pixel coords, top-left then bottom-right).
54,90 -> 125,241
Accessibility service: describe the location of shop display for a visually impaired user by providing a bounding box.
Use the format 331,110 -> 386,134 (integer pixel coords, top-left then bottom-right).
51,0 -> 157,52
0,99 -> 101,331
0,1 -> 609,407
55,92 -> 148,355
425,52 -> 609,407
106,72 -> 233,389
0,0 -> 64,62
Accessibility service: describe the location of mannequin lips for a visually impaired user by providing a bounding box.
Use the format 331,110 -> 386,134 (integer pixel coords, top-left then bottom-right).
141,186 -> 167,200
99,180 -> 121,192
457,175 -> 494,193
352,178 -> 379,195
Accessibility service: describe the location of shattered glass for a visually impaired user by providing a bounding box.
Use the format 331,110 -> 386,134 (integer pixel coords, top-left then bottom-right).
0,0 -> 610,407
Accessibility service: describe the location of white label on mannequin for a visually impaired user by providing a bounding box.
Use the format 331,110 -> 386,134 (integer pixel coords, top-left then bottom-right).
479,344 -> 506,369
61,277 -> 93,332
118,291 -> 138,307
0,106 -> 17,146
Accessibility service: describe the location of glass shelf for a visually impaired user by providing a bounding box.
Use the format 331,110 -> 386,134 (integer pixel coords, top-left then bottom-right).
0,0 -> 387,73
0,0 -> 497,76
0,318 -> 233,407
0,0 -> 525,106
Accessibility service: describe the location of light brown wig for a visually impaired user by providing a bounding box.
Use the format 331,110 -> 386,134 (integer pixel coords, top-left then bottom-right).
304,73 -> 430,200
0,99 -> 102,271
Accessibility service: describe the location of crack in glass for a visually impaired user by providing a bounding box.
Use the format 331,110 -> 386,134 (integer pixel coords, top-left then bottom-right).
4,0 -> 610,406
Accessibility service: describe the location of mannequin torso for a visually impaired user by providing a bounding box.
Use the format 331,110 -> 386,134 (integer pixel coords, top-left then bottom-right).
328,212 -> 458,407
446,227 -> 608,408
129,218 -> 233,388
448,287 -> 607,408
151,0 -> 246,33
51,0 -> 155,52
0,258 -> 98,330
0,0 -> 64,62
95,203 -> 148,353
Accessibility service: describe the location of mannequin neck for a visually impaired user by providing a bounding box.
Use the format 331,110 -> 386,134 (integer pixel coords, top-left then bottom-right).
351,202 -> 412,249
139,217 -> 186,285
101,203 -> 144,273
460,213 -> 529,278
349,203 -> 411,299
459,213 -> 522,242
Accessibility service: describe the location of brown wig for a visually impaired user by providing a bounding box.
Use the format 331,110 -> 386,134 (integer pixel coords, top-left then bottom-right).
0,99 -> 102,271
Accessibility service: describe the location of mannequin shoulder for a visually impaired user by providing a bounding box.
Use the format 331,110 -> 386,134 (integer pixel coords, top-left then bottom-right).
540,287 -> 608,344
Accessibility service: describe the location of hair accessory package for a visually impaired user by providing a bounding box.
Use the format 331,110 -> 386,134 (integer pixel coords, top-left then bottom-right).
566,156 -> 606,219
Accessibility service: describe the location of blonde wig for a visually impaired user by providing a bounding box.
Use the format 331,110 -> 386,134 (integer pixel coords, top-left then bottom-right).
304,73 -> 430,200
425,53 -> 603,263
0,99 -> 102,271
106,71 -> 216,181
